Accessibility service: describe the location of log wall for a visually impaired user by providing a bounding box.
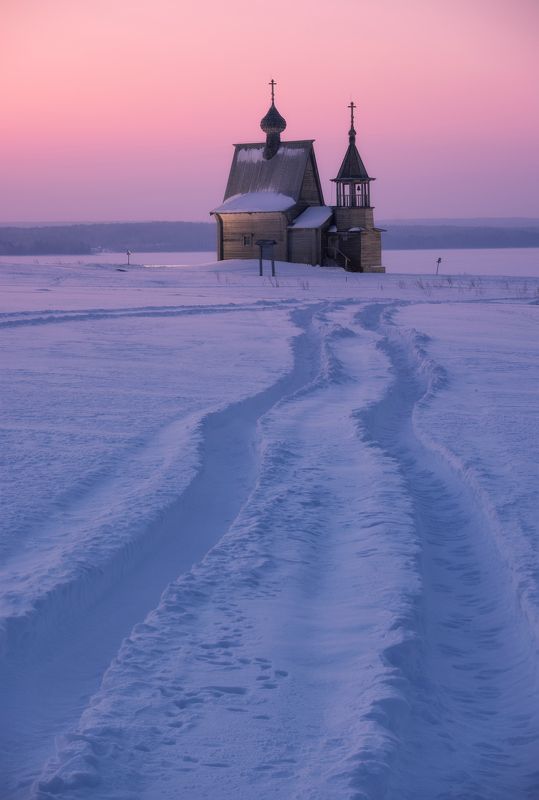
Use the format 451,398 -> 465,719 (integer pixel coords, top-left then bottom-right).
360,229 -> 383,271
333,207 -> 374,229
289,228 -> 318,265
217,212 -> 289,261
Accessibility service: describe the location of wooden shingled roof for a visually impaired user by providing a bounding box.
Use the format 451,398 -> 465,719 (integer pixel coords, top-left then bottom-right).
334,141 -> 372,183
217,141 -> 316,212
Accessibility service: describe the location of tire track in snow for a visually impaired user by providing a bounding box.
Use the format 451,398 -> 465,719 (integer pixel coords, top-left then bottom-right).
0,303 -> 323,799
356,302 -> 539,799
0,299 -> 298,329
32,305 -> 420,800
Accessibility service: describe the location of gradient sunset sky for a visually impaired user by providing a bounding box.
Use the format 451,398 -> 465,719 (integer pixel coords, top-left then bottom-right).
1,0 -> 538,222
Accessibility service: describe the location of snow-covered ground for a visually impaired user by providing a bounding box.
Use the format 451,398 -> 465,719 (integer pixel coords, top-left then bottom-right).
2,246 -> 538,275
0,258 -> 537,799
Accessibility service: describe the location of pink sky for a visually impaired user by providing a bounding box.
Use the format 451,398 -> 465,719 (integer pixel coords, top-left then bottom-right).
1,0 -> 538,222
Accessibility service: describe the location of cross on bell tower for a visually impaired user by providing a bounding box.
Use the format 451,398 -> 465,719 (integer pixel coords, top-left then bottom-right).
348,100 -> 356,137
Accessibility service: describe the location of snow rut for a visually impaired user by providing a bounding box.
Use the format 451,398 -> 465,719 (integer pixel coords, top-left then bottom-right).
0,299 -> 297,329
0,304 -> 321,798
357,302 -> 539,799
31,306 -> 419,799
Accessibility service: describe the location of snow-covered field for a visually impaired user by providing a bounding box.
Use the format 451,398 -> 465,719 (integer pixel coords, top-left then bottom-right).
2,246 -> 538,276
0,258 -> 538,799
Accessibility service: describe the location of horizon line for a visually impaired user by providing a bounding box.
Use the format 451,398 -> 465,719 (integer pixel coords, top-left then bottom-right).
1,216 -> 539,228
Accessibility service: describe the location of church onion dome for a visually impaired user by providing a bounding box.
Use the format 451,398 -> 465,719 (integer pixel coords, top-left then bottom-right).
260,102 -> 287,135
261,80 -> 287,160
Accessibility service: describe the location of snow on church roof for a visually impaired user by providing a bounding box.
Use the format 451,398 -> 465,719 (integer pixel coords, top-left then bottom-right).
219,140 -> 315,210
213,191 -> 296,213
289,206 -> 333,229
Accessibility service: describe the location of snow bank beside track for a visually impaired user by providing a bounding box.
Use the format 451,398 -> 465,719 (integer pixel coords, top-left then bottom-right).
363,300 -> 539,798
394,301 -> 539,635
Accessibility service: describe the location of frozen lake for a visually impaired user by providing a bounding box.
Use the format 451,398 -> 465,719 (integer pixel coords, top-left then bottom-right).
0,247 -> 538,276
385,246 -> 539,276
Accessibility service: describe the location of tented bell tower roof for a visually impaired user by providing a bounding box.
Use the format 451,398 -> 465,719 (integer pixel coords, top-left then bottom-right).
333,102 -> 373,183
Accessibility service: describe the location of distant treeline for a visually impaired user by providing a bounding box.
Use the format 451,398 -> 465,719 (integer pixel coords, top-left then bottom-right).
0,222 -> 216,256
383,224 -> 539,250
1,220 -> 539,256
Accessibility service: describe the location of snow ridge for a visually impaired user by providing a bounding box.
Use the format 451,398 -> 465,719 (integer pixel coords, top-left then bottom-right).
389,306 -> 539,637
355,301 -> 539,798
0,299 -> 299,330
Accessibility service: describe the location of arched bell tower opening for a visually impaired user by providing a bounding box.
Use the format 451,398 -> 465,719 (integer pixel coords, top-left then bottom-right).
336,180 -> 370,209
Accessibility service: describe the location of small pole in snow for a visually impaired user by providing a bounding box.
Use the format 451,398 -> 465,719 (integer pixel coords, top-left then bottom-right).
436,256 -> 442,275
126,249 -> 132,266
256,239 -> 277,278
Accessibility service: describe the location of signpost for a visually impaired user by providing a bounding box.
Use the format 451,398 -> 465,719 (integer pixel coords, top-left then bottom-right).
255,239 -> 277,277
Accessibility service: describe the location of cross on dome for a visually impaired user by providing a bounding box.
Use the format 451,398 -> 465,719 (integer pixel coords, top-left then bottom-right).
260,79 -> 287,159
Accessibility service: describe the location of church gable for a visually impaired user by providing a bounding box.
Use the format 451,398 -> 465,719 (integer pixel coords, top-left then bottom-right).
215,141 -> 315,214
298,152 -> 324,207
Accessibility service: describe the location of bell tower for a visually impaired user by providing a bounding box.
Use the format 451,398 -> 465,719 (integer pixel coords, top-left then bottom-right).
329,102 -> 384,272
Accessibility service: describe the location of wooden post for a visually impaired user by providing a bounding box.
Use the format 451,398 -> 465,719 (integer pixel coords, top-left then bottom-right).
256,239 -> 277,277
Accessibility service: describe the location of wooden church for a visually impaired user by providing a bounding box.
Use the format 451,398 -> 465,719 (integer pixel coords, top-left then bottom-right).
211,82 -> 384,272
